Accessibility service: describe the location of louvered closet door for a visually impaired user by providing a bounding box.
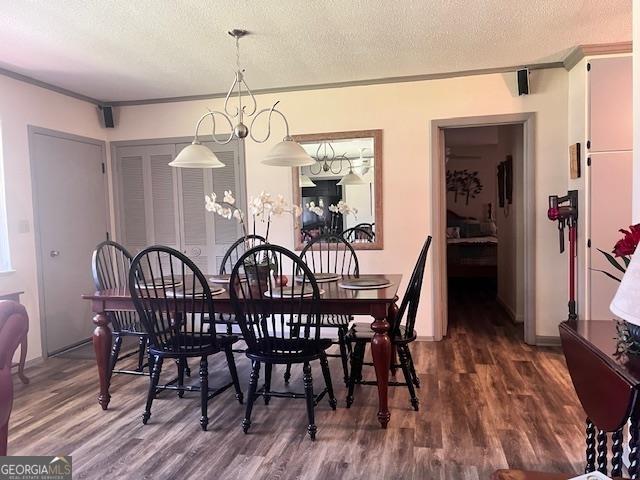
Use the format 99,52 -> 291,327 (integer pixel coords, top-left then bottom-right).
115,144 -> 180,258
175,140 -> 246,274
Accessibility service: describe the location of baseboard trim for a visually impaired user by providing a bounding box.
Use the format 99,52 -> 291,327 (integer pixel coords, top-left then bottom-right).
416,336 -> 436,341
535,335 -> 561,347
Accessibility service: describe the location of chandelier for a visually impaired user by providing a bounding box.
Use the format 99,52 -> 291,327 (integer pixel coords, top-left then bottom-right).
169,29 -> 315,169
308,142 -> 367,185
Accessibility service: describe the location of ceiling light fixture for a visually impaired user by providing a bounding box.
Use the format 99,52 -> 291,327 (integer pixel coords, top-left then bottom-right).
299,174 -> 317,187
170,29 -> 315,169
337,164 -> 366,185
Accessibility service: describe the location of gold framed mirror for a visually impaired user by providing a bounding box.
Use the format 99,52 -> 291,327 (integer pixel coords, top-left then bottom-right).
291,129 -> 383,250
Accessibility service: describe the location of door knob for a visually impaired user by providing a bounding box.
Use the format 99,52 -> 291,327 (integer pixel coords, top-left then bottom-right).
50,250 -> 60,257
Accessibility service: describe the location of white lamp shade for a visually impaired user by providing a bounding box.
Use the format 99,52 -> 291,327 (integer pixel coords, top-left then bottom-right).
337,169 -> 365,185
610,252 -> 640,324
299,174 -> 316,187
262,139 -> 316,167
169,143 -> 225,168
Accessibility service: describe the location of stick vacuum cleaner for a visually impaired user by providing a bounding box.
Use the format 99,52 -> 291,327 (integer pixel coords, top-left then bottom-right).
547,190 -> 579,321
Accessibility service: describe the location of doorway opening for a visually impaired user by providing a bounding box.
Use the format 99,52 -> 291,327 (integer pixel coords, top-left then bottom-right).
431,114 -> 536,345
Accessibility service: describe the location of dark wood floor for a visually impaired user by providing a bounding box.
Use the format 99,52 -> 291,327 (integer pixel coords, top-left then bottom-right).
9,285 -> 585,479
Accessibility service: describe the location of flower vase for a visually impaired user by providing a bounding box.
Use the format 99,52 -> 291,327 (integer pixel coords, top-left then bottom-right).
244,261 -> 271,297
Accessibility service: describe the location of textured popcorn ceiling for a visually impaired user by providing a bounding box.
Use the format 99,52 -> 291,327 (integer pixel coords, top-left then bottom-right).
0,0 -> 631,102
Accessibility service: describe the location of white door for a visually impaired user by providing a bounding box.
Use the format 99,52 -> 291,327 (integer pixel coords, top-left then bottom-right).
589,151 -> 632,319
115,144 -> 180,256
30,128 -> 109,355
115,139 -> 245,274
175,140 -> 245,273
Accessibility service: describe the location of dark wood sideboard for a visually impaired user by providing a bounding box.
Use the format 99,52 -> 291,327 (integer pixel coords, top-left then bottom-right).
0,291 -> 29,384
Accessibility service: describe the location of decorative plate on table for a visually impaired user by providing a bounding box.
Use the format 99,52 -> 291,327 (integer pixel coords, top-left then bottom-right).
338,278 -> 392,290
165,287 -> 225,297
263,287 -> 325,298
209,274 -> 231,284
295,273 -> 341,283
139,277 -> 183,289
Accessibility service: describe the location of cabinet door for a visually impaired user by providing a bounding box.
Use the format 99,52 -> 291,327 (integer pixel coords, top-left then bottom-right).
589,151 -> 632,320
175,140 -> 245,273
588,56 -> 632,152
115,144 -> 179,256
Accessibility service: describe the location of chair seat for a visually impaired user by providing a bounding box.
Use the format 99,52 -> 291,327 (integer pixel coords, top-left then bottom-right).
246,338 -> 333,364
346,322 -> 417,344
491,470 -> 627,480
150,333 -> 238,357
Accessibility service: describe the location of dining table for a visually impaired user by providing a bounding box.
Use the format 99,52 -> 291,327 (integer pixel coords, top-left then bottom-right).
82,273 -> 402,429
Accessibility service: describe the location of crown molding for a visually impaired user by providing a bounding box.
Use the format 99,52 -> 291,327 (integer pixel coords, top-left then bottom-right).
0,41 -> 632,107
0,67 -> 103,105
563,41 -> 632,70
108,62 -> 565,106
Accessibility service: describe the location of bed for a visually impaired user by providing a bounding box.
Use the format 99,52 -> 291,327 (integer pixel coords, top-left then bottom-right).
446,210 -> 498,278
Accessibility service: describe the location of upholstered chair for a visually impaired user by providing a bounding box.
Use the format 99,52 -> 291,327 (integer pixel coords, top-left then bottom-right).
0,300 -> 29,456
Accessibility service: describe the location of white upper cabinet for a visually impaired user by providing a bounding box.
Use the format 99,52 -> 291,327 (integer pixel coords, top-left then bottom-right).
589,57 -> 632,152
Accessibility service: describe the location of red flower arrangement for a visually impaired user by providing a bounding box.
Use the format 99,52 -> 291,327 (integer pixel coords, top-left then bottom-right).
613,225 -> 640,257
596,224 -> 640,282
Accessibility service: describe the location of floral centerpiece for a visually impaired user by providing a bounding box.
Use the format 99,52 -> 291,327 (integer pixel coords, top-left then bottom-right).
594,225 -> 640,282
595,224 -> 640,355
205,190 -> 301,245
205,190 -> 301,289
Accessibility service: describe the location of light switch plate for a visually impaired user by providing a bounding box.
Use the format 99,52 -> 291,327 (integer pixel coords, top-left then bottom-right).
569,473 -> 612,480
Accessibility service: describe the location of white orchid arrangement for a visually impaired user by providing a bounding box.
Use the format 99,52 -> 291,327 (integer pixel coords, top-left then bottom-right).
205,190 -> 301,244
305,199 -> 325,217
328,200 -> 358,218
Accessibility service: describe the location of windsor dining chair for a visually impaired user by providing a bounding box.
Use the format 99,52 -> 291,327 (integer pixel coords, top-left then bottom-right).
129,246 -> 243,431
285,233 -> 359,386
92,241 -> 151,381
229,244 -> 337,440
346,236 -> 431,411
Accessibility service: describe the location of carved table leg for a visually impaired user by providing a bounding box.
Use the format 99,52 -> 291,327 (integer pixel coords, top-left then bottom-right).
371,303 -> 396,428
585,418 -> 596,473
92,311 -> 112,410
630,413 -> 639,479
596,429 -> 608,475
17,334 -> 29,384
611,428 -> 623,477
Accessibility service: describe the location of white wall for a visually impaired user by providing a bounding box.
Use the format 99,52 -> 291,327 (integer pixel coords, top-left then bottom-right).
634,3 -> 640,221
445,144 -> 498,220
109,67 -> 569,338
495,124 -> 524,322
0,74 -> 107,360
567,58 -> 588,319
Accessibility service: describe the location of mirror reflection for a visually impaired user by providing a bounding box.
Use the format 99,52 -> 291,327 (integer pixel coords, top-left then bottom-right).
292,131 -> 382,250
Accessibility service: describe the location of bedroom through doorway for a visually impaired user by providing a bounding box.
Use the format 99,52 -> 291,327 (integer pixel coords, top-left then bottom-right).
444,124 -> 525,342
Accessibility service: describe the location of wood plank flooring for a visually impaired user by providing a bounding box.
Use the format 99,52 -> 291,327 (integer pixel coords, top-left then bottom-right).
8,284 -> 585,479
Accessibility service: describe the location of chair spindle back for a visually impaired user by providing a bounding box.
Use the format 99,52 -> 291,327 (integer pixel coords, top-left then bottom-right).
229,245 -> 321,355
129,246 -> 219,355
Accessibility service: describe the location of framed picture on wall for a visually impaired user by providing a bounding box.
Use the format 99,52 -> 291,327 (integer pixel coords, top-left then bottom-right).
570,143 -> 581,179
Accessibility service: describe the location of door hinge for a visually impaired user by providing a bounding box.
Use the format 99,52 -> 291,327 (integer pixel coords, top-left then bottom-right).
106,231 -> 110,240
587,239 -> 591,248
587,62 -> 591,72
587,157 -> 591,167
101,162 -> 106,174
586,140 -> 591,150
